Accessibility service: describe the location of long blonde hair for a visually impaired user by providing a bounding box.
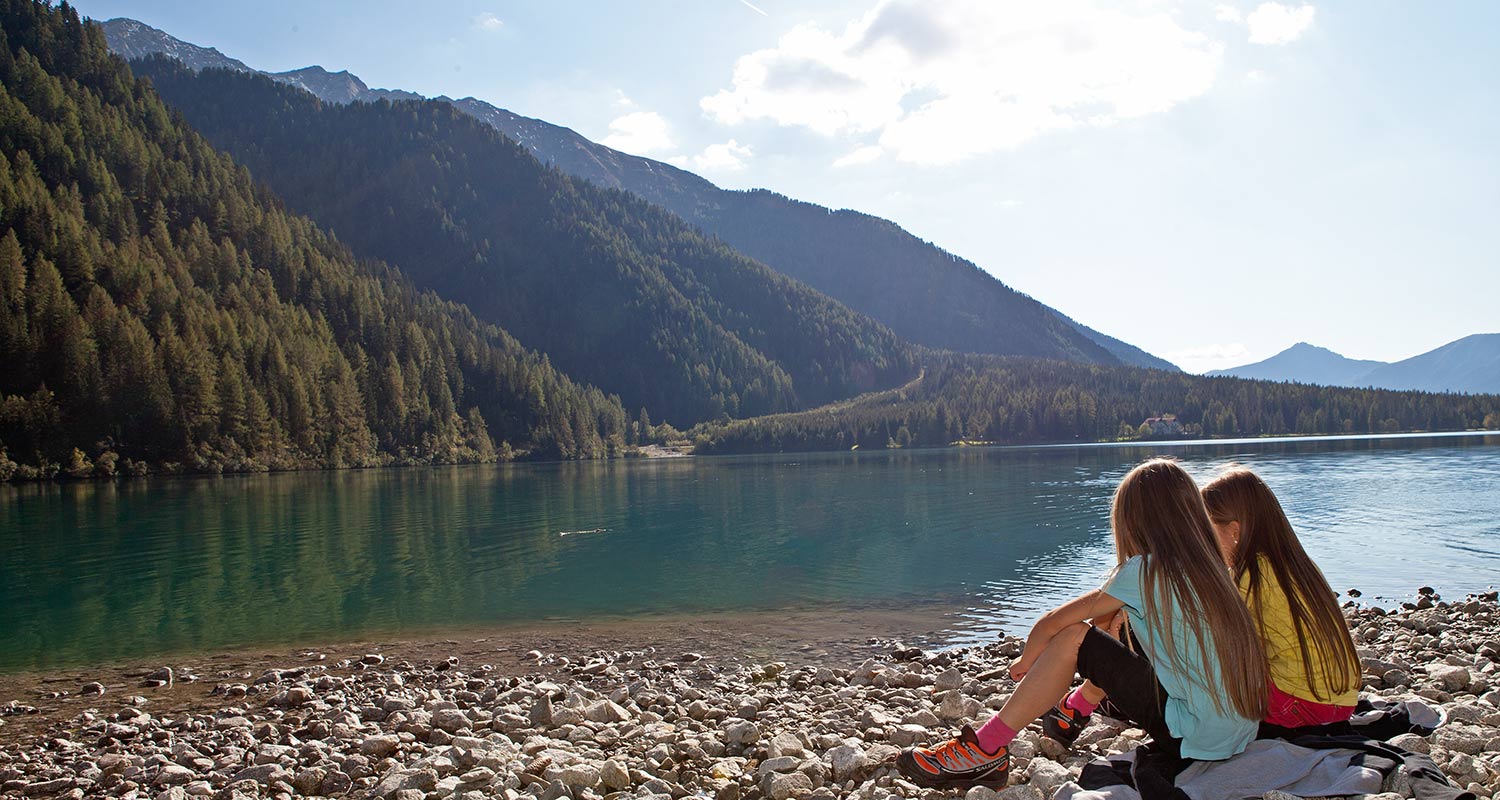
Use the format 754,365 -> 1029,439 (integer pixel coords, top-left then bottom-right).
1112,458 -> 1269,720
1202,467 -> 1360,702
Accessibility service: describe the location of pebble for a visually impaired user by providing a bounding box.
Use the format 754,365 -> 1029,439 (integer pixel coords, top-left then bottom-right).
0,592 -> 1495,800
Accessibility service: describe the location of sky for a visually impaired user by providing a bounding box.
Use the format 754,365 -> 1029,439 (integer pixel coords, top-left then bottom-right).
71,0 -> 1500,373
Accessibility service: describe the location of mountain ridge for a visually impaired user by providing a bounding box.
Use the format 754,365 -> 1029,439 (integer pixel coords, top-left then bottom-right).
132,56 -> 917,426
100,16 -> 1176,372
1209,336 -> 1500,395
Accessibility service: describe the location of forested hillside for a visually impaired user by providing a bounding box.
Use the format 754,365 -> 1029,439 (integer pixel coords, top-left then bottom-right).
132,59 -> 917,426
692,353 -> 1500,455
0,0 -> 632,479
102,16 -> 1171,371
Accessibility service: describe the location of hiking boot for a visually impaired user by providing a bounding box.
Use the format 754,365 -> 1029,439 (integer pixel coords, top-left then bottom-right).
1041,700 -> 1090,747
896,724 -> 1010,789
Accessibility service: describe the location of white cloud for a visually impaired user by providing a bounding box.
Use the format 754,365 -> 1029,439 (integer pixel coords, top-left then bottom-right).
831,145 -> 884,168
472,12 -> 503,31
691,139 -> 755,172
668,140 -> 755,172
1245,2 -> 1314,45
700,0 -> 1227,165
600,111 -> 675,155
1214,4 -> 1243,24
1163,343 -> 1253,373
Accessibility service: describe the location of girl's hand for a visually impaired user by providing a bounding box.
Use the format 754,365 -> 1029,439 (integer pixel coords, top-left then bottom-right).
1010,640 -> 1042,681
1093,610 -> 1126,639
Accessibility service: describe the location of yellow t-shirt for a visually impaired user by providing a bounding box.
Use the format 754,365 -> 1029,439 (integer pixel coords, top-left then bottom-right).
1238,556 -> 1358,706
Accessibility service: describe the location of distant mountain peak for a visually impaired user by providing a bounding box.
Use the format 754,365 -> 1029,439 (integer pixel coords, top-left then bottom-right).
1209,335 -> 1499,395
101,17 -> 252,73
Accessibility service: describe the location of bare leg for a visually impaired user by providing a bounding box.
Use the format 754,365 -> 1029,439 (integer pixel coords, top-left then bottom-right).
1072,611 -> 1125,708
995,622 -> 1091,731
1077,680 -> 1106,705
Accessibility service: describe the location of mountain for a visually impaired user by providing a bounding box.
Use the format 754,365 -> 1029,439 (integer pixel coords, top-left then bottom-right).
1207,342 -> 1386,385
132,57 -> 915,426
0,0 -> 632,477
95,16 -> 252,72
1208,336 -> 1500,396
1361,334 -> 1500,395
100,17 -> 1176,372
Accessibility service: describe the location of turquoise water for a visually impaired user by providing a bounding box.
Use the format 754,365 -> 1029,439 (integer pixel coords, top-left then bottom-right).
1,432 -> 1497,672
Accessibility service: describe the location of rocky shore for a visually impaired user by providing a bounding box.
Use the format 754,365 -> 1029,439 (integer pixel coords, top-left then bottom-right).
1,592 -> 1497,800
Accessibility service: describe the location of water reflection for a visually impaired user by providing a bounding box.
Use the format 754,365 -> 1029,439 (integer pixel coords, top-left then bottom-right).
1,433 -> 1496,671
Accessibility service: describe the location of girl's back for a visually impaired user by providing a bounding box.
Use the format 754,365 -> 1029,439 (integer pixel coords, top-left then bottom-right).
1105,459 -> 1269,758
1203,468 -> 1360,725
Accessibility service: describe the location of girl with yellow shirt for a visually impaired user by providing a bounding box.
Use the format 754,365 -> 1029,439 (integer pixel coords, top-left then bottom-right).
1202,467 -> 1361,727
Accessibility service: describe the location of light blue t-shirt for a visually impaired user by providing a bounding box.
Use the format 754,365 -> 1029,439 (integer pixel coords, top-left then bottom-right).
1102,555 -> 1258,761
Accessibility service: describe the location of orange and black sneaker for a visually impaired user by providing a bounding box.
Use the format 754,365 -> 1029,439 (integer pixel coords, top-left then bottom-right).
1041,700 -> 1090,747
895,724 -> 1010,789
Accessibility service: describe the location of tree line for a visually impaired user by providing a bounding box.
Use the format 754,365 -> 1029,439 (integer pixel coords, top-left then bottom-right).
691,353 -> 1500,454
0,0 -> 638,480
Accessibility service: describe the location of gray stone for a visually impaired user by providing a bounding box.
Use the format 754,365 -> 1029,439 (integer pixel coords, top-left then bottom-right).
937,690 -> 981,721
228,764 -> 291,786
1427,664 -> 1470,693
600,760 -> 630,791
965,787 -> 999,800
723,718 -> 761,747
529,694 -> 554,727
756,756 -> 801,776
997,786 -> 1044,800
1389,733 -> 1431,754
761,770 -> 813,800
360,735 -> 400,758
584,699 -> 630,724
1435,727 -> 1484,755
367,768 -> 438,799
22,778 -> 75,796
290,768 -> 326,795
935,668 -> 964,692
903,709 -> 941,727
155,765 -> 195,786
889,724 -> 928,747
319,770 -> 353,795
1027,758 -> 1070,795
143,667 -> 173,688
432,708 -> 471,733
826,744 -> 869,782
766,732 -> 807,759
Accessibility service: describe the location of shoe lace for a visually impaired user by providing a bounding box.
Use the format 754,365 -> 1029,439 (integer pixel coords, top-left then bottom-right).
927,738 -> 970,767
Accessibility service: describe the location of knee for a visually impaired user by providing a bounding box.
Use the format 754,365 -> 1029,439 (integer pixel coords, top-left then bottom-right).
1056,622 -> 1091,650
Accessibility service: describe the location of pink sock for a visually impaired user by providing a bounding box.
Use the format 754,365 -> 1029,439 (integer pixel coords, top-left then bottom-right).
974,716 -> 1016,754
1065,687 -> 1099,715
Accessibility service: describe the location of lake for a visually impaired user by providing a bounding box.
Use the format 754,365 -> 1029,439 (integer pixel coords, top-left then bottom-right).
1,432 -> 1497,673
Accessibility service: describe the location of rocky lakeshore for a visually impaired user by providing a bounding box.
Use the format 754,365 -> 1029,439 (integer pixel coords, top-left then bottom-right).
1,593 -> 1498,800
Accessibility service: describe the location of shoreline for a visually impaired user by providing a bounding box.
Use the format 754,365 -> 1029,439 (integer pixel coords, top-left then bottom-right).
3,429 -> 1494,487
1,590 -> 1497,800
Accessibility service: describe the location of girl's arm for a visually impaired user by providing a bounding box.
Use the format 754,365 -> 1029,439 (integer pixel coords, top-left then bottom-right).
1010,589 -> 1126,680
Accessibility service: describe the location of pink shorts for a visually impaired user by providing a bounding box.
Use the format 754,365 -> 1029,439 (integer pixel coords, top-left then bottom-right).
1265,681 -> 1355,728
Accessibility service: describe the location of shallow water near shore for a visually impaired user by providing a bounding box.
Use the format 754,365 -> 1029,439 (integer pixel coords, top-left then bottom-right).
2,431 -> 1497,674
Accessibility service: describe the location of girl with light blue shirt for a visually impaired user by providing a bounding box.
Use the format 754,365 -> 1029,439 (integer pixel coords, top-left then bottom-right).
898,458 -> 1269,790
